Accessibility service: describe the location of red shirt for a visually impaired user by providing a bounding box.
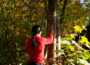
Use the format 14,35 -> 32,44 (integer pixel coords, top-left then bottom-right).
26,32 -> 53,63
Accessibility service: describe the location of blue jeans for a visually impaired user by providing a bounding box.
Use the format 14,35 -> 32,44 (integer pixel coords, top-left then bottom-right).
27,62 -> 43,65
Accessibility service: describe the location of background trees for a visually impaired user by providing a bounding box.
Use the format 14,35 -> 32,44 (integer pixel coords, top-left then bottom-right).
0,0 -> 90,65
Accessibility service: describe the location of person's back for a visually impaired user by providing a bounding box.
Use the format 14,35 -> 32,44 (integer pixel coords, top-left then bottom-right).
26,25 -> 53,65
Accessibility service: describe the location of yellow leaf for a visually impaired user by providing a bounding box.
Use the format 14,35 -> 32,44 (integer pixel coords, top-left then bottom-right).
63,37 -> 71,40
81,36 -> 90,45
73,25 -> 82,33
70,34 -> 75,39
73,52 -> 77,55
69,45 -> 74,51
82,25 -> 87,30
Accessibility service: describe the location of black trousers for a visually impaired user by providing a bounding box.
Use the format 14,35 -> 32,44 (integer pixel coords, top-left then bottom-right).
27,62 -> 43,65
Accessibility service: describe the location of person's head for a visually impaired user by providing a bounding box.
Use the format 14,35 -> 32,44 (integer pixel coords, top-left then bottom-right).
32,25 -> 41,36
31,25 -> 41,49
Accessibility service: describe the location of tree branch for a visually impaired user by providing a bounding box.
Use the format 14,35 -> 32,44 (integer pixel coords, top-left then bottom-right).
60,0 -> 68,25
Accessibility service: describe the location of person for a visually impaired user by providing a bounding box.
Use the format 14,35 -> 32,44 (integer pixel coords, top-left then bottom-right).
26,25 -> 53,65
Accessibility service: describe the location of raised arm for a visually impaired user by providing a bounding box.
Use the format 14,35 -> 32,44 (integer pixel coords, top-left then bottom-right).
43,32 -> 53,45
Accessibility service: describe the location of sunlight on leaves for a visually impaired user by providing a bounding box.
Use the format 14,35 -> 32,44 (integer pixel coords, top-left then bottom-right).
81,36 -> 90,45
73,25 -> 82,33
69,45 -> 74,51
70,34 -> 75,39
82,25 -> 87,30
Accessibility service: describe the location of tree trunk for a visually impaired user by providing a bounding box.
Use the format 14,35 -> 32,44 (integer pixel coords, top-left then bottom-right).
56,0 -> 61,57
54,0 -> 61,58
86,23 -> 90,42
47,0 -> 55,60
60,0 -> 67,25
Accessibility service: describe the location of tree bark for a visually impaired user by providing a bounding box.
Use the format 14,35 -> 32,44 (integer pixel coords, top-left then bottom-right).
47,0 -> 55,60
54,0 -> 61,58
56,0 -> 61,56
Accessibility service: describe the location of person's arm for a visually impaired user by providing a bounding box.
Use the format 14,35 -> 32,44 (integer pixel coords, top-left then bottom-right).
26,40 -> 31,54
43,32 -> 53,45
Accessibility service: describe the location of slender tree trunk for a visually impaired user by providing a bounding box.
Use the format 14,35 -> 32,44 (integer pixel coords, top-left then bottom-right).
5,19 -> 10,64
53,0 -> 61,58
86,23 -> 90,42
60,0 -> 67,25
54,7 -> 56,57
56,0 -> 61,56
54,0 -> 60,58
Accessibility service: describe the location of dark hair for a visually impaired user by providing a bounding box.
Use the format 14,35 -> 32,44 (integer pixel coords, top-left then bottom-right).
31,25 -> 41,49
